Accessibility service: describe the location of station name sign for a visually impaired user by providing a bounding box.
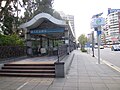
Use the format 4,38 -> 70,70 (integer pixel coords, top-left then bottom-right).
30,28 -> 64,34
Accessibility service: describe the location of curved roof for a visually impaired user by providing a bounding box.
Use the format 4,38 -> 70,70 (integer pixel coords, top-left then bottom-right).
19,13 -> 67,29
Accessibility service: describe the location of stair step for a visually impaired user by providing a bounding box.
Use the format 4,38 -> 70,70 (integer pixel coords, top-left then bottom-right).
4,63 -> 54,66
0,72 -> 55,77
0,69 -> 55,73
2,66 -> 55,69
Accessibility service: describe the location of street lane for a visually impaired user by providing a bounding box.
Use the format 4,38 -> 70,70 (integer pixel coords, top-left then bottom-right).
90,48 -> 120,68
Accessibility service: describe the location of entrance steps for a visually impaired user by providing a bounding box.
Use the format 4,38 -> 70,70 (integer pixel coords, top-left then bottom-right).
0,63 -> 55,77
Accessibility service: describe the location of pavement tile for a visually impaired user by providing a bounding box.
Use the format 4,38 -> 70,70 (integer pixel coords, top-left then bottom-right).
64,82 -> 78,87
33,86 -> 49,90
50,83 -> 65,87
78,87 -> 94,90
92,83 -> 107,88
48,86 -> 63,90
63,86 -> 78,90
105,83 -> 120,88
108,87 -> 120,90
93,87 -> 109,90
78,82 -> 93,88
19,85 -> 35,90
103,80 -> 117,84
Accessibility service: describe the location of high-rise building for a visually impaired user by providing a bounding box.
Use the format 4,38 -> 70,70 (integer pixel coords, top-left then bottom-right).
105,8 -> 120,44
58,11 -> 76,37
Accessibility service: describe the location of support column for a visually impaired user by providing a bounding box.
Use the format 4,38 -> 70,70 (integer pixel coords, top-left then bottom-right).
25,28 -> 32,56
47,38 -> 50,55
40,36 -> 42,48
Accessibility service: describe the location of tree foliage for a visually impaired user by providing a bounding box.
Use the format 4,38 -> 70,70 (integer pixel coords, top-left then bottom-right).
0,34 -> 24,46
78,34 -> 87,51
0,0 -> 61,35
0,0 -> 21,35
21,0 -> 61,22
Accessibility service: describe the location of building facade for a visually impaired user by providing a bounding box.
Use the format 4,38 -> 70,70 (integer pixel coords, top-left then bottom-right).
104,8 -> 120,44
58,11 -> 76,38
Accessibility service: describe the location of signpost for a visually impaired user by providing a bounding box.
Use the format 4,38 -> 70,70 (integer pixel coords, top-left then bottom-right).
91,13 -> 105,64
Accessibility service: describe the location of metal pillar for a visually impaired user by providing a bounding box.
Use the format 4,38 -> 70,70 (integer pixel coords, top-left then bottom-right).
97,26 -> 101,64
92,31 -> 95,57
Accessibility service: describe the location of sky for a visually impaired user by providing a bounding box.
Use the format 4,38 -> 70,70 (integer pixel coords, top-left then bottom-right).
53,0 -> 120,39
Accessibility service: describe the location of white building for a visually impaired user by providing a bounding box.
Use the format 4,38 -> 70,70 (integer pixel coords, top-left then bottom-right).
58,11 -> 76,38
105,8 -> 120,44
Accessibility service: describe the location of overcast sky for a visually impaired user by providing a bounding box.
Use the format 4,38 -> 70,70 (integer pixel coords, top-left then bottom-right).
53,0 -> 120,38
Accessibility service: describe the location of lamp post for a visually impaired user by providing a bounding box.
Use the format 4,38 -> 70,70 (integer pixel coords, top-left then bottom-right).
92,31 -> 95,57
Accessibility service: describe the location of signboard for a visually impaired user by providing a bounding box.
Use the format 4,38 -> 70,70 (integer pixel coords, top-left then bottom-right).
30,28 -> 64,34
91,17 -> 105,28
97,31 -> 102,36
108,8 -> 120,15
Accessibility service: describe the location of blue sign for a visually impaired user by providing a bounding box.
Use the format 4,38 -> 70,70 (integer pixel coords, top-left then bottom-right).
30,28 -> 64,34
97,31 -> 102,36
91,18 -> 105,28
92,12 -> 103,18
86,42 -> 90,47
108,8 -> 120,14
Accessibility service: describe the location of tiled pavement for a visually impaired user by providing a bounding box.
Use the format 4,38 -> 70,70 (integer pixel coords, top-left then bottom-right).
0,50 -> 120,90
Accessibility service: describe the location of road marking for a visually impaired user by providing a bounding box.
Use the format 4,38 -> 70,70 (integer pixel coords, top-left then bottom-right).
91,54 -> 120,72
16,82 -> 28,90
102,60 -> 120,72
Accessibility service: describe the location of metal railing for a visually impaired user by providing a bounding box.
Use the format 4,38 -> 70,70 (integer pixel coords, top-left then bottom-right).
57,44 -> 67,62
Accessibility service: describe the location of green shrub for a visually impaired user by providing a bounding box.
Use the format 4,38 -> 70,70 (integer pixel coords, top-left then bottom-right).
81,48 -> 87,52
0,34 -> 24,46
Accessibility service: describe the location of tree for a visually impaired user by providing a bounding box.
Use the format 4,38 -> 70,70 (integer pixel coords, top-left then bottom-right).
0,0 -> 21,35
78,34 -> 87,51
21,0 -> 61,22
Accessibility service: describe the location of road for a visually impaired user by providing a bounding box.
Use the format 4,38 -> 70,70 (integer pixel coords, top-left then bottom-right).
89,48 -> 120,68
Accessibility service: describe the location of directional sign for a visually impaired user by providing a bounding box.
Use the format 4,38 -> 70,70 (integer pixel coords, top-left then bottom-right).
91,17 -> 105,28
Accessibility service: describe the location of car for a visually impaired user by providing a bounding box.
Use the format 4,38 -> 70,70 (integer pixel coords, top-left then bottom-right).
100,45 -> 104,49
111,45 -> 120,51
94,45 -> 104,49
94,45 -> 98,49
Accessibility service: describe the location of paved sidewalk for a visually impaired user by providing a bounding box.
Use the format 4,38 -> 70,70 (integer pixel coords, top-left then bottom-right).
0,50 -> 120,90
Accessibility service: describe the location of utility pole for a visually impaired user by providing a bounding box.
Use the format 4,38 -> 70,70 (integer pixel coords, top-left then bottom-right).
91,12 -> 105,64
97,26 -> 101,64
92,31 -> 95,57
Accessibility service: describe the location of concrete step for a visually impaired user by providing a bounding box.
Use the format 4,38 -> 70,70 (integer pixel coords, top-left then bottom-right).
0,63 -> 56,77
0,72 -> 55,77
2,66 -> 55,70
4,63 -> 54,66
0,69 -> 55,73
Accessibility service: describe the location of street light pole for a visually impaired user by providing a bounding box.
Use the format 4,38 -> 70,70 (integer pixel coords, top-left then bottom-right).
92,31 -> 95,57
97,26 -> 101,64
91,12 -> 105,64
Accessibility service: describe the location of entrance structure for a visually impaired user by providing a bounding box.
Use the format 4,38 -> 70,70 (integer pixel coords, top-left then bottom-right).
19,13 -> 76,56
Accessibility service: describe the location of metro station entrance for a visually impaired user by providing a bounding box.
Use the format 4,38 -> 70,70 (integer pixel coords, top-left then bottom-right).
19,13 -> 76,57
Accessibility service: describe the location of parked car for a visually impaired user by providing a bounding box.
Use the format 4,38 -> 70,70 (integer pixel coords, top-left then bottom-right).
94,45 -> 98,49
111,45 -> 120,51
100,45 -> 104,49
94,45 -> 104,49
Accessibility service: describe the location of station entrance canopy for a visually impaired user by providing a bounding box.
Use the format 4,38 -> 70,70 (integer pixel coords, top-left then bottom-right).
19,13 -> 76,56
19,13 -> 68,39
